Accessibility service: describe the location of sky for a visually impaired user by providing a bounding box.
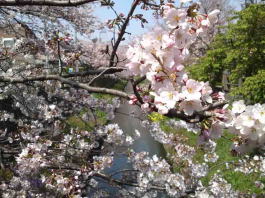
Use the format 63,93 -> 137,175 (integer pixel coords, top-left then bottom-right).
93,0 -> 158,42
93,0 -> 242,42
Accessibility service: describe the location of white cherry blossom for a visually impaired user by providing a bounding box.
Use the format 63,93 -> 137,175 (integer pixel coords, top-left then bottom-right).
163,8 -> 187,29
182,79 -> 202,101
232,100 -> 246,114
179,100 -> 203,115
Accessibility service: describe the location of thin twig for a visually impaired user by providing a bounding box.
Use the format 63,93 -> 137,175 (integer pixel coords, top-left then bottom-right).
87,67 -> 124,86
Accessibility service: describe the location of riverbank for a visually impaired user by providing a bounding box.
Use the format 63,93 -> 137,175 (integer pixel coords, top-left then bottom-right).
150,115 -> 265,195
65,77 -> 265,196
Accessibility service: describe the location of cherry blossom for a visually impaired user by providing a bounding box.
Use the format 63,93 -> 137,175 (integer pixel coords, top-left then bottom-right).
1,1 -> 265,197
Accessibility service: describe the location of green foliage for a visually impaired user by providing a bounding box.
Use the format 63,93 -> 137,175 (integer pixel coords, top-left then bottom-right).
232,70 -> 265,104
189,34 -> 228,88
189,4 -> 265,102
66,108 -> 107,131
0,168 -> 13,181
158,118 -> 265,194
148,112 -> 169,123
95,109 -> 108,124
92,78 -> 127,101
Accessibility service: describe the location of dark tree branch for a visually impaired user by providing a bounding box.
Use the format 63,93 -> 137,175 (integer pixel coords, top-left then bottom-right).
109,0 -> 141,67
202,101 -> 227,111
131,76 -> 146,104
0,73 -> 226,123
59,67 -> 124,78
166,101 -> 227,123
0,75 -> 130,99
0,0 -> 98,7
142,0 -> 160,8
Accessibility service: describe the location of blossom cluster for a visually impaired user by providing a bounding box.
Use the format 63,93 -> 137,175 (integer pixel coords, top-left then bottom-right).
129,151 -> 186,197
227,100 -> 265,152
97,123 -> 134,145
126,4 -> 222,115
2,1 -> 265,197
125,0 -> 265,159
2,120 -> 136,197
196,174 -> 239,197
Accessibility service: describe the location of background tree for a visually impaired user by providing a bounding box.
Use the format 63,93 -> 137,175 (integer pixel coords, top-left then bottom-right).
186,0 -> 234,63
189,4 -> 265,103
241,0 -> 265,8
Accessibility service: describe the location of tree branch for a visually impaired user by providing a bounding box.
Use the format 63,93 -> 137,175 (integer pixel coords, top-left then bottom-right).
166,101 -> 227,123
0,75 -> 130,99
0,0 -> 98,7
0,73 -> 227,123
109,0 -> 141,67
202,101 -> 227,111
142,0 -> 160,8
87,67 -> 123,85
54,67 -> 124,78
131,76 -> 146,104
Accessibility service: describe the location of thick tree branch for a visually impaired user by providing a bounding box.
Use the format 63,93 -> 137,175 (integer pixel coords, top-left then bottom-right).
0,73 -> 227,122
0,75 -> 130,99
166,101 -> 227,123
202,101 -> 227,111
0,0 -> 98,7
51,67 -> 124,78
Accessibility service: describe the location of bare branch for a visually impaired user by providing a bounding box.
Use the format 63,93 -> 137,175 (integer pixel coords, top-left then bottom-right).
62,67 -> 124,78
0,75 -> 130,99
109,0 -> 141,67
87,67 -> 123,85
142,0 -> 160,8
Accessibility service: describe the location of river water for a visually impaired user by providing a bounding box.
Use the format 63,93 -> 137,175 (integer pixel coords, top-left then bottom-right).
97,83 -> 167,196
109,83 -> 166,169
